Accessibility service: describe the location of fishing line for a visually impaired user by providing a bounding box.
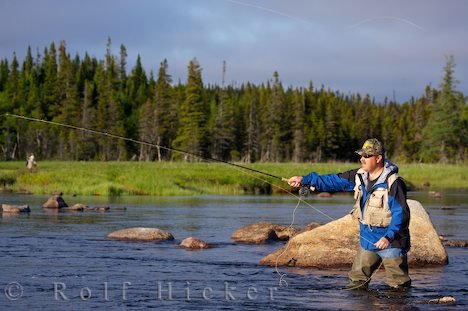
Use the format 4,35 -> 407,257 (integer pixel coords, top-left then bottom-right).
2,113 -> 333,219
226,0 -> 425,32
275,195 -> 301,287
348,16 -> 425,32
226,0 -> 311,25
2,113 -> 284,181
222,161 -> 383,289
2,112 -> 380,289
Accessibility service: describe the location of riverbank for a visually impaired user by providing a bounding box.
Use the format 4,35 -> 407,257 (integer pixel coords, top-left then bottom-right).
0,161 -> 467,196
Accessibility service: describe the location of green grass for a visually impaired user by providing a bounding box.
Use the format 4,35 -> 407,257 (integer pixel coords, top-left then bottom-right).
0,161 -> 466,196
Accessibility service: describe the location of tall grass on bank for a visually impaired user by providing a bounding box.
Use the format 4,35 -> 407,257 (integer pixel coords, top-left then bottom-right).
0,161 -> 466,196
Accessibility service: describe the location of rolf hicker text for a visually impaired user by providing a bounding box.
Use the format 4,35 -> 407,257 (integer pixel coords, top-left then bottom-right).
49,281 -> 278,302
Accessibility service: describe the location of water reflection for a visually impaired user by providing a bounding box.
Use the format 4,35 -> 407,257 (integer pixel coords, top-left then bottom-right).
0,191 -> 466,310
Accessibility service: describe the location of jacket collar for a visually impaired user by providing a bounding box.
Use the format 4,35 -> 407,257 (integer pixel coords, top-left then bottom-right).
358,159 -> 398,189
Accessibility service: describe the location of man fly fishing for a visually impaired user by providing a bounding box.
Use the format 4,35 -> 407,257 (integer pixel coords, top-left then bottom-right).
287,138 -> 411,290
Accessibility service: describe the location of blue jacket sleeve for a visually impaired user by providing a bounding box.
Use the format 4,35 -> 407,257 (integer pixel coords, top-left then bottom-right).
301,169 -> 358,193
384,178 -> 410,241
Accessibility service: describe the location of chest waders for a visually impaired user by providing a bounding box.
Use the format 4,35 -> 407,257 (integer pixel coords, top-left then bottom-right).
346,170 -> 411,289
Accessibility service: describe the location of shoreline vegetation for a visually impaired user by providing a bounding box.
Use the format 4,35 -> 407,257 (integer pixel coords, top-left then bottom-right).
1,162 -> 467,196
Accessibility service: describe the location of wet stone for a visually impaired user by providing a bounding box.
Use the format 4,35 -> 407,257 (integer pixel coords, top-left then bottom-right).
179,237 -> 211,249
2,204 -> 31,213
107,227 -> 174,241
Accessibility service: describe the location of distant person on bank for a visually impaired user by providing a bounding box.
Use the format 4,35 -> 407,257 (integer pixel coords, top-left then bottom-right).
287,138 -> 411,290
26,154 -> 37,173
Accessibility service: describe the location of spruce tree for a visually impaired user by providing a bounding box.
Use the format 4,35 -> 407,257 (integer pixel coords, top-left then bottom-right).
173,58 -> 209,160
154,59 -> 175,160
211,86 -> 236,161
421,56 -> 464,163
241,83 -> 260,163
292,89 -> 305,162
269,72 -> 291,161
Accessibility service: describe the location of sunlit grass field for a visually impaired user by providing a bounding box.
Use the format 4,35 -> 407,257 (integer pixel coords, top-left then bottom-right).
0,161 -> 466,196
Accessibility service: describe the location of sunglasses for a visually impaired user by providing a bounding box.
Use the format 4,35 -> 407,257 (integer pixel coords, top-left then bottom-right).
361,154 -> 375,158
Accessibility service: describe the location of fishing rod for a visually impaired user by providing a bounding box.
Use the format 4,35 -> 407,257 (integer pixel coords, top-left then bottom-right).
3,113 -> 374,289
3,113 -> 289,182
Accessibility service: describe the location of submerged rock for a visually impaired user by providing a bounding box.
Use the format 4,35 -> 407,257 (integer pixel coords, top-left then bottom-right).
179,237 -> 211,249
58,205 -> 126,213
42,193 -> 68,209
61,203 -> 89,211
107,227 -> 174,241
93,206 -> 110,212
260,200 -> 448,268
428,191 -> 442,198
2,204 -> 31,213
428,296 -> 456,305
444,240 -> 468,248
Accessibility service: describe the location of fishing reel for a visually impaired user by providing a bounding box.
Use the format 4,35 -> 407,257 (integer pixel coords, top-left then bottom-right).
298,185 -> 315,197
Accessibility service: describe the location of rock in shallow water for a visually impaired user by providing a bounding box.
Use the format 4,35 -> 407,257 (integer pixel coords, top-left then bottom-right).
42,194 -> 68,209
1,204 -> 30,213
232,222 -> 278,244
231,222 -> 300,244
444,240 -> 468,248
428,296 -> 456,305
61,203 -> 89,211
107,227 -> 174,241
260,200 -> 448,268
179,237 -> 211,249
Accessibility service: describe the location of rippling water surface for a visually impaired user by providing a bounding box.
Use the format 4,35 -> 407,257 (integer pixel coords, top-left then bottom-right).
0,191 -> 466,310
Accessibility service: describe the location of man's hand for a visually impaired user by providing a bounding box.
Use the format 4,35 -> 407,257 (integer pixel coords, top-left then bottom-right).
288,176 -> 303,188
374,237 -> 390,249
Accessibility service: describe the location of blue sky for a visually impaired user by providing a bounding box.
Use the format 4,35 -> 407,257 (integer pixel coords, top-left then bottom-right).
1,0 -> 467,102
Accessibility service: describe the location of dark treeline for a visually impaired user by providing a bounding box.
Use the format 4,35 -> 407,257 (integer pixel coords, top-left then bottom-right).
0,40 -> 466,163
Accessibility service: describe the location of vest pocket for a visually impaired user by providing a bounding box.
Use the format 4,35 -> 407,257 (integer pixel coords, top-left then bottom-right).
364,190 -> 391,227
368,192 -> 384,208
368,210 -> 392,227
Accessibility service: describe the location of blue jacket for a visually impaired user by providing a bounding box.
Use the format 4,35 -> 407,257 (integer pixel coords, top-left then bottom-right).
301,160 -> 410,251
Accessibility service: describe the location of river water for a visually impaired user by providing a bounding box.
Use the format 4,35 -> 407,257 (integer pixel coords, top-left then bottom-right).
0,191 -> 466,310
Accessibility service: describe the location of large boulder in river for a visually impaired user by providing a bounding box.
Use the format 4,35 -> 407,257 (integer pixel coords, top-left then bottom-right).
260,200 -> 448,268
232,222 -> 300,244
408,200 -> 449,265
42,193 -> 68,209
107,227 -> 174,241
2,204 -> 31,213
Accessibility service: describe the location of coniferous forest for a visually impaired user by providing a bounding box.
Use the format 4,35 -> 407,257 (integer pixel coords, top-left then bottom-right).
0,40 -> 466,163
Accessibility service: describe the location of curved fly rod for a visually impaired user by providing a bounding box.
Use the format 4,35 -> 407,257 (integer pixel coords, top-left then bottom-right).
3,113 -> 289,182
3,112 -> 378,289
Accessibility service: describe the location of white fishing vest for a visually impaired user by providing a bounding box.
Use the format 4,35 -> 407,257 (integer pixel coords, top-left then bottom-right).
350,169 -> 399,228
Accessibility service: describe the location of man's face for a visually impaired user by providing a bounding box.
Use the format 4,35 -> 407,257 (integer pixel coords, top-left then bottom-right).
359,154 -> 382,172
